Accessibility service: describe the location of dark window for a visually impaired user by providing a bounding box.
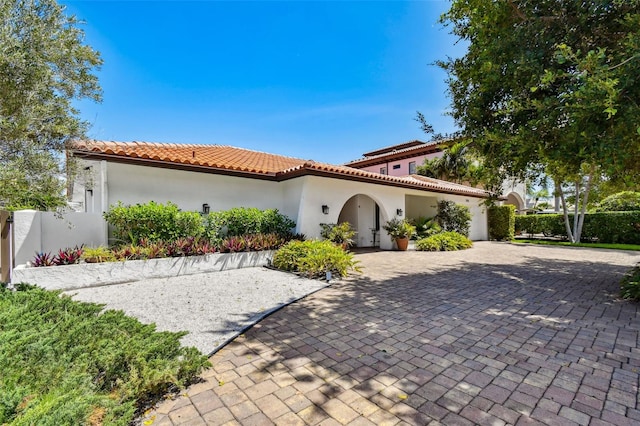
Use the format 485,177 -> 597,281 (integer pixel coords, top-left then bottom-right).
392,164 -> 401,170
380,167 -> 387,175
409,161 -> 416,174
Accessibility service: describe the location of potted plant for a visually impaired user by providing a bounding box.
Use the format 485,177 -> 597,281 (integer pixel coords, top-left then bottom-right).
320,222 -> 357,250
383,218 -> 416,251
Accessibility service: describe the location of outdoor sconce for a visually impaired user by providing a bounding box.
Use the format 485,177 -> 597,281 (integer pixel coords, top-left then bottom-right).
202,203 -> 210,214
396,208 -> 403,216
322,205 -> 329,215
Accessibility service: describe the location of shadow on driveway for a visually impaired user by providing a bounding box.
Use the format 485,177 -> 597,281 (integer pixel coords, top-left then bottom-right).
144,243 -> 640,425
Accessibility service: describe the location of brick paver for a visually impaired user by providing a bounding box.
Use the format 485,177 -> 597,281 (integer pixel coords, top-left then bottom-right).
140,242 -> 640,425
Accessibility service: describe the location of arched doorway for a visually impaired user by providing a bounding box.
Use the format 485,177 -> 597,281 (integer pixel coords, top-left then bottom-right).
337,194 -> 382,247
504,192 -> 525,213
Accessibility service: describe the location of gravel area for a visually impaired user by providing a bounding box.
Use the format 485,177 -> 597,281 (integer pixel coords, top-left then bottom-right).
66,267 -> 329,355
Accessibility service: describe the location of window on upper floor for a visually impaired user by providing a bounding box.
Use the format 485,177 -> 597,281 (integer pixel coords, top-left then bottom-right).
380,167 -> 387,175
409,161 -> 416,174
392,164 -> 401,170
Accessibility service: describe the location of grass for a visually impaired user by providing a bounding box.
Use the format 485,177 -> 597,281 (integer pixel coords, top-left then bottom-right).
513,239 -> 640,251
0,284 -> 210,425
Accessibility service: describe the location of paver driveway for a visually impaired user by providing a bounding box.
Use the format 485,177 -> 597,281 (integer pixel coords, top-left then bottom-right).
142,242 -> 640,426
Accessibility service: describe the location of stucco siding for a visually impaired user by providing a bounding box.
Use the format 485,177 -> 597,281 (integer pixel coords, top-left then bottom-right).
359,152 -> 443,176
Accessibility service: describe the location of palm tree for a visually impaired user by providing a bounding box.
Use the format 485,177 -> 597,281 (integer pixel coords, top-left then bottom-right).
417,140 -> 472,184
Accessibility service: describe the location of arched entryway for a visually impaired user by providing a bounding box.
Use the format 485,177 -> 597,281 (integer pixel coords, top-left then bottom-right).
337,194 -> 384,247
504,192 -> 525,214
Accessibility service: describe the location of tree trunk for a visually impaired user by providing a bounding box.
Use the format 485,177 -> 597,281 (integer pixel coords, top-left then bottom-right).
574,168 -> 595,243
557,180 -> 576,243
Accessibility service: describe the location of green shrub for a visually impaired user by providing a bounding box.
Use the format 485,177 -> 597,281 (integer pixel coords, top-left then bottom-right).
206,208 -> 295,238
382,218 -> 416,239
81,246 -> 116,263
410,216 -> 442,239
515,212 -> 640,244
436,200 -> 472,236
595,191 -> 640,212
320,222 -> 357,247
488,205 -> 515,241
515,214 -> 566,237
0,286 -> 210,425
261,208 -> 297,236
416,231 -> 473,251
272,240 -> 361,278
104,201 -> 205,243
620,265 -> 640,301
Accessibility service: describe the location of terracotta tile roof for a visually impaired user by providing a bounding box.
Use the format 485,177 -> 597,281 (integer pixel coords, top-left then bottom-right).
361,140 -> 427,157
70,140 -> 308,175
345,140 -> 443,167
278,161 -> 492,198
70,140 -> 494,199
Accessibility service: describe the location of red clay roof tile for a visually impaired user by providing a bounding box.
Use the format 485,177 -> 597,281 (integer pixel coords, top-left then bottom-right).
69,140 -> 494,198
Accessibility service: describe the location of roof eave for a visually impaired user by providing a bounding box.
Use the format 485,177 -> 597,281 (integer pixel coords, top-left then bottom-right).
345,145 -> 443,168
277,167 -> 493,199
70,150 -> 279,181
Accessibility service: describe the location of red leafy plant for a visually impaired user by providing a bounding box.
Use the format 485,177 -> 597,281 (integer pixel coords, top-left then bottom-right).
33,252 -> 55,267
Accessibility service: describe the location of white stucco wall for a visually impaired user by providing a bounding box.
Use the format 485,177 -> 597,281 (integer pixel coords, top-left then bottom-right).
13,210 -> 106,266
405,195 -> 438,220
70,159 -> 489,250
444,195 -> 488,241
105,162 -> 285,214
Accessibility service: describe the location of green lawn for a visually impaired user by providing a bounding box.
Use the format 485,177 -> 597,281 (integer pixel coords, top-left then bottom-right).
513,239 -> 640,251
0,285 -> 210,425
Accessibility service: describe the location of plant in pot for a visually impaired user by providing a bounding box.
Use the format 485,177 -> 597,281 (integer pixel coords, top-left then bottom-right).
320,222 -> 357,250
383,218 -> 416,251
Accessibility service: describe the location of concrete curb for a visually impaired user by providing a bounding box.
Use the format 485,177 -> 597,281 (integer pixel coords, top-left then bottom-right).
13,250 -> 275,291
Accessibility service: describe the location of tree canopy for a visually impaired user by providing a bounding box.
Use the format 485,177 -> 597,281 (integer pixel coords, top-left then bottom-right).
0,0 -> 102,210
439,0 -> 640,241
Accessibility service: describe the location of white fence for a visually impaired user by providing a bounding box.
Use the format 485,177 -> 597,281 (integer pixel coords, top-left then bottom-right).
14,210 -> 106,267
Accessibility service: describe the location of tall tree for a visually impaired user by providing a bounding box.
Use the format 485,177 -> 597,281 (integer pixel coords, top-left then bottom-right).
439,0 -> 640,242
0,0 -> 102,210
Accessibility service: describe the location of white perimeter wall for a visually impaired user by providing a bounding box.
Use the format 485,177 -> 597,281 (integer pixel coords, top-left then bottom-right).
13,210 -> 106,266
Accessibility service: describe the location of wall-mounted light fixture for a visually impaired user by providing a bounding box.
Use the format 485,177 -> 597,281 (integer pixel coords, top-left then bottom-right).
322,205 -> 329,215
396,208 -> 403,216
202,203 -> 210,214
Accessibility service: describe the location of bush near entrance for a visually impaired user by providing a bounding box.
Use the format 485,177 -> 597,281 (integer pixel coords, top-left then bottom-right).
436,200 -> 471,237
416,232 -> 473,251
488,205 -> 515,241
272,240 -> 361,278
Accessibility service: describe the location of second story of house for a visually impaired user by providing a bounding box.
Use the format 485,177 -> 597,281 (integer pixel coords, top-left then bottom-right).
344,140 -> 444,177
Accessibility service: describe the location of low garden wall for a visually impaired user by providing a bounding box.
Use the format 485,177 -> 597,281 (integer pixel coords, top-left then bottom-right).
12,250 -> 274,291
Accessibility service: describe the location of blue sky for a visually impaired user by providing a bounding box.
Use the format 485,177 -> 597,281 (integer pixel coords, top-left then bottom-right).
64,0 -> 465,164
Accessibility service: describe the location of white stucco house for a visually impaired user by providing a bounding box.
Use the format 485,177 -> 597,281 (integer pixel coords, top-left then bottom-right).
68,140 -> 497,249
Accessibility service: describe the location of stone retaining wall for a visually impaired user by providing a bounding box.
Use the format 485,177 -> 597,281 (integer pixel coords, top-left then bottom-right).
12,251 -> 274,291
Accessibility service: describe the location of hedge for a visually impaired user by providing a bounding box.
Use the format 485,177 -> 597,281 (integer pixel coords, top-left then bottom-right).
515,211 -> 640,244
205,207 -> 295,238
104,201 -> 204,244
488,205 -> 515,241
